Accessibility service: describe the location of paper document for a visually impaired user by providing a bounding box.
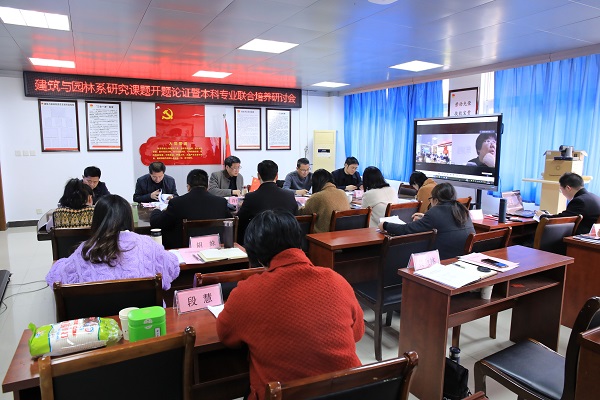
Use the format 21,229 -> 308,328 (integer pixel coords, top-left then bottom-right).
208,304 -> 224,318
168,249 -> 185,264
458,253 -> 518,271
414,263 -> 484,289
199,247 -> 247,262
574,234 -> 600,244
379,216 -> 406,225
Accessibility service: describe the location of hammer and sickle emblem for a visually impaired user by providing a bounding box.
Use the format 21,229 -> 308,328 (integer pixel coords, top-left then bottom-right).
162,109 -> 174,120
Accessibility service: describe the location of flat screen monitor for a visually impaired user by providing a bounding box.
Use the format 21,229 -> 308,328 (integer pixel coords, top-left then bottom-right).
413,114 -> 502,190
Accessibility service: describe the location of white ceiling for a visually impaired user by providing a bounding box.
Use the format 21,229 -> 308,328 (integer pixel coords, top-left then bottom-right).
2,0 -> 600,94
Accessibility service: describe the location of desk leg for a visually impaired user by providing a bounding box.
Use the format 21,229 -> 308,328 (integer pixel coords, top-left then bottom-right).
399,279 -> 450,400
308,243 -> 334,269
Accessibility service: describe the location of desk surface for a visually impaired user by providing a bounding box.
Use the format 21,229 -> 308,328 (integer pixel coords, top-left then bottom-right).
472,216 -> 537,231
2,308 -> 223,395
306,227 -> 385,250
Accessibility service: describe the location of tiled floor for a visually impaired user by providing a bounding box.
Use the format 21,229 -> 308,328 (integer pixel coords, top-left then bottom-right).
0,226 -> 571,400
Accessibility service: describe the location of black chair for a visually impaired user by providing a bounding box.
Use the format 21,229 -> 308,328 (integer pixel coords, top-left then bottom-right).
534,215 -> 581,255
264,351 -> 418,400
182,217 -> 238,248
193,267 -> 264,301
52,274 -> 163,321
39,326 -> 196,400
474,296 -> 600,400
329,208 -> 371,232
352,230 -> 437,361
398,184 -> 417,198
384,202 -> 421,222
295,213 -> 316,253
50,228 -> 92,261
452,227 -> 513,348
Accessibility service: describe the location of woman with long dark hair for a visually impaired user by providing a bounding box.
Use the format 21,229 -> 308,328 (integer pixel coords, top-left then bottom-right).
378,182 -> 474,259
409,171 -> 437,213
46,195 -> 179,290
361,166 -> 397,227
46,179 -> 94,231
298,169 -> 350,233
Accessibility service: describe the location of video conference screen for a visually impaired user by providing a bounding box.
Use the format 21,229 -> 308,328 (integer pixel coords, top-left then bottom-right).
413,115 -> 502,189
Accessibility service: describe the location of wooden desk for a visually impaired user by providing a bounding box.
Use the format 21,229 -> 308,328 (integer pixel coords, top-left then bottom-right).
37,205 -> 152,241
563,237 -> 600,328
398,245 -> 572,400
575,326 -> 600,400
2,308 -> 249,400
307,228 -> 385,283
472,217 -> 537,245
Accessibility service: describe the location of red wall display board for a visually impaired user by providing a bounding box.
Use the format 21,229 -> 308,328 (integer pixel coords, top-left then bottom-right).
139,103 -> 221,166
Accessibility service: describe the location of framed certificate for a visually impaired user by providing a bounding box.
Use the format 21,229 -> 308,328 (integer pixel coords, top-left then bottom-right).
86,101 -> 122,151
448,87 -> 478,117
38,99 -> 80,152
234,107 -> 261,150
266,108 -> 291,150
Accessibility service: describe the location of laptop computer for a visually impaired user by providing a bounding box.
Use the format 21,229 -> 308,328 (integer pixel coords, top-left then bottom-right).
502,190 -> 536,218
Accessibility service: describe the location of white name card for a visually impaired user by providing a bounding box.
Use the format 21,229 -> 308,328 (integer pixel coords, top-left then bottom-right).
590,224 -> 600,236
469,209 -> 484,221
174,284 -> 223,315
408,249 -> 441,271
189,234 -> 220,249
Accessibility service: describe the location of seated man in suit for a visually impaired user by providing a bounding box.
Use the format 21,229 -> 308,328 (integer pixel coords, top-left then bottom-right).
283,157 -> 312,196
82,166 -> 110,204
332,156 -> 363,191
208,155 -> 245,197
133,161 -> 178,203
535,172 -> 600,235
236,160 -> 298,244
150,169 -> 231,249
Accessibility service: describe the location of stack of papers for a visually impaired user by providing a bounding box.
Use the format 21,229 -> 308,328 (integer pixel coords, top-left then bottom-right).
379,215 -> 406,225
458,253 -> 518,271
414,263 -> 485,289
198,248 -> 247,262
574,234 -> 600,244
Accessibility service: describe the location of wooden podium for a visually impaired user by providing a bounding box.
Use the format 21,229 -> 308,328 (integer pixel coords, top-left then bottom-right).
523,150 -> 589,214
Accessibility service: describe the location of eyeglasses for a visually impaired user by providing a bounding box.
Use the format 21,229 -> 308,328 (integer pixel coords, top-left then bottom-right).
483,139 -> 496,145
298,168 -> 310,173
228,166 -> 242,171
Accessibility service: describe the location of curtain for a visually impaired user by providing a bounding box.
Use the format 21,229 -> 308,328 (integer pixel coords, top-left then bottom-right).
344,81 -> 443,181
494,54 -> 600,203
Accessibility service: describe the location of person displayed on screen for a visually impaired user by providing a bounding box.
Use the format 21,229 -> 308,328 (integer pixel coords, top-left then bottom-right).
46,179 -> 95,232
82,166 -> 110,204
361,166 -> 397,227
409,171 -> 437,214
534,172 -> 600,235
283,157 -> 312,196
466,133 -> 497,167
332,156 -> 363,191
208,155 -> 245,197
378,182 -> 475,260
46,195 -> 180,291
133,161 -> 178,203
217,209 -> 364,400
298,169 -> 350,233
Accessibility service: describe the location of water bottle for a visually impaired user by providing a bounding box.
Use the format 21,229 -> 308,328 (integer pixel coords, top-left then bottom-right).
150,228 -> 163,246
498,198 -> 507,223
131,202 -> 139,223
223,220 -> 234,248
449,346 -> 461,364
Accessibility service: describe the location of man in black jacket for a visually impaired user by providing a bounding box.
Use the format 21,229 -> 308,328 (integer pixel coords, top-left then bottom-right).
82,166 -> 110,204
150,169 -> 230,249
535,172 -> 600,235
237,160 -> 298,244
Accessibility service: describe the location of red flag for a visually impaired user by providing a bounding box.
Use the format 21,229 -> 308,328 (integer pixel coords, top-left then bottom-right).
224,117 -> 231,159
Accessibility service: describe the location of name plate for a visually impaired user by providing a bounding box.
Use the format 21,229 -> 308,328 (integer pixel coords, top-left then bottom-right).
228,196 -> 239,206
590,224 -> 600,236
354,189 -> 364,199
408,249 -> 441,271
189,234 -> 220,249
174,284 -> 223,314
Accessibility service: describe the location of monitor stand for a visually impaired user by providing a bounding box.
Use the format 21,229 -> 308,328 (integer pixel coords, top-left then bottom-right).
475,189 -> 483,210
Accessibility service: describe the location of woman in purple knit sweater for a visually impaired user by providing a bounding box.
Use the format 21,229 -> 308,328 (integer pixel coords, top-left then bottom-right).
46,195 -> 179,290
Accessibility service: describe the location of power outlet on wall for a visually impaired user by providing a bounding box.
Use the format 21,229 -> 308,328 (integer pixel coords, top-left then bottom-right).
36,209 -> 43,215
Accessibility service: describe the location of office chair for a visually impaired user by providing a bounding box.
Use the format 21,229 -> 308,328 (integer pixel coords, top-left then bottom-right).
451,227 -> 512,348
474,296 -> 600,400
329,208 -> 371,232
352,230 -> 436,361
50,228 -> 92,261
193,267 -> 264,301
264,351 -> 418,400
295,213 -> 316,253
457,196 -> 472,210
534,215 -> 581,255
39,326 -> 196,400
384,202 -> 421,223
53,274 -> 163,321
182,217 -> 238,248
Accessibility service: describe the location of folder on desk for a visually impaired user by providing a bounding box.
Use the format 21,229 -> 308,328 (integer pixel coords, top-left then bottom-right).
414,263 -> 485,289
198,248 -> 246,262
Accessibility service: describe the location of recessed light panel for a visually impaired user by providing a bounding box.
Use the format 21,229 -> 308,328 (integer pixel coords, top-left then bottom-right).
29,58 -> 75,68
0,7 -> 70,30
390,60 -> 443,72
238,39 -> 298,54
312,81 -> 350,88
192,71 -> 232,79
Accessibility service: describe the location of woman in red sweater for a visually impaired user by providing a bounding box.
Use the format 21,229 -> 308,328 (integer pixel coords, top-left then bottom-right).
216,210 -> 364,400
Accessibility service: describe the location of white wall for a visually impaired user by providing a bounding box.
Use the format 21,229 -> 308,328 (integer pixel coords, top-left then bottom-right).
0,78 -> 344,223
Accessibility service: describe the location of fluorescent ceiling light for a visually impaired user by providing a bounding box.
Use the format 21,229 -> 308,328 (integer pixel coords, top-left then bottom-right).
390,60 -> 443,72
238,39 -> 298,54
311,81 -> 349,88
29,58 -> 75,68
192,70 -> 232,79
0,7 -> 70,30
368,0 -> 398,4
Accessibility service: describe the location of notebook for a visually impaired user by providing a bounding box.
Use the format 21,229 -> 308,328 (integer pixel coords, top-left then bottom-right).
502,190 -> 535,218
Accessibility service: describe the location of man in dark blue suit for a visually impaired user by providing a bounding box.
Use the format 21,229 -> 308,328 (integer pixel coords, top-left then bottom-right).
150,169 -> 231,249
536,172 -> 600,235
237,160 -> 298,244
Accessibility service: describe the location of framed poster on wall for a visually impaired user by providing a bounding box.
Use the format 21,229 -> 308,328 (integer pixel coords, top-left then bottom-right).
266,108 -> 291,150
86,101 -> 122,151
448,87 -> 478,116
234,107 -> 261,150
38,99 -> 80,152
